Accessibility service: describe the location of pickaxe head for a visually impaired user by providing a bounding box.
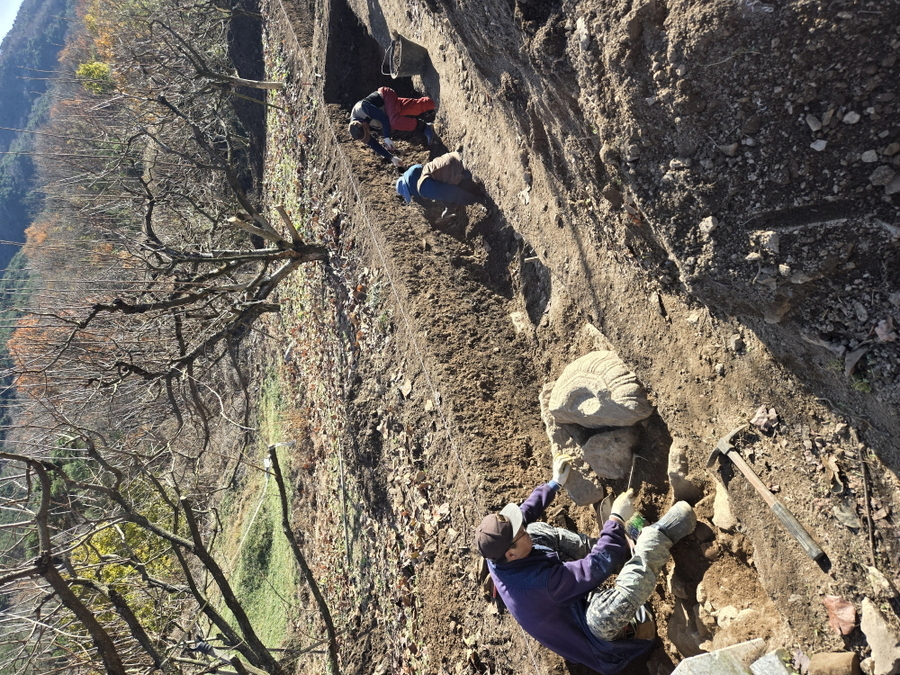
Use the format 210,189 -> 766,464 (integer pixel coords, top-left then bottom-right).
707,424 -> 749,468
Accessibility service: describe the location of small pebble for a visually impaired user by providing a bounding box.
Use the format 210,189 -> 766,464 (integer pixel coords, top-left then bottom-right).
861,150 -> 879,163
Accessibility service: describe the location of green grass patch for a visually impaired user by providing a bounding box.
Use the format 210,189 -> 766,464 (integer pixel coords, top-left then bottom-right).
214,365 -> 300,650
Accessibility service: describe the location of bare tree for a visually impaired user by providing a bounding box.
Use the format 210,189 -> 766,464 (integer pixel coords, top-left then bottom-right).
0,1 -> 344,673
0,426 -> 341,675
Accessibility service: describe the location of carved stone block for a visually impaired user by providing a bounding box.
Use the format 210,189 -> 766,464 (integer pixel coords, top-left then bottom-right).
548,351 -> 654,428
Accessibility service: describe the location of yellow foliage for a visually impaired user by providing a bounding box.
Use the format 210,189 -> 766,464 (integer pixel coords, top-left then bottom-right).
69,491 -> 180,627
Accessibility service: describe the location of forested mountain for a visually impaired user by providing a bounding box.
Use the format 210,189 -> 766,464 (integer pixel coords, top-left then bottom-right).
0,0 -> 71,273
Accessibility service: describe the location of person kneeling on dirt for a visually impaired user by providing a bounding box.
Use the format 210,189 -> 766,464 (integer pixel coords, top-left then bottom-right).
474,455 -> 697,674
348,86 -> 435,166
395,152 -> 486,206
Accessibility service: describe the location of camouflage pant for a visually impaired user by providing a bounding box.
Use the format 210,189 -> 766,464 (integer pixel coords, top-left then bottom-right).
527,522 -> 673,641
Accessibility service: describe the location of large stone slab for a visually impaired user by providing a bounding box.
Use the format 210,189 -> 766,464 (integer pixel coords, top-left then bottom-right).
750,650 -> 794,675
582,426 -> 638,480
671,638 -> 765,675
548,351 -> 654,428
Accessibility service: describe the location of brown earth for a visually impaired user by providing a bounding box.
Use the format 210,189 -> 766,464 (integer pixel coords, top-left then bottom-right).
255,0 -> 900,673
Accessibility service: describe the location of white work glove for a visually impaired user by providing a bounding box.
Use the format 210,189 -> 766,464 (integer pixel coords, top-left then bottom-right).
390,156 -> 403,168
610,488 -> 634,523
551,453 -> 574,487
383,138 -> 396,152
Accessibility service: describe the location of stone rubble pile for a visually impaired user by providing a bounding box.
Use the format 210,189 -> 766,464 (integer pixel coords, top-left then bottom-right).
540,350 -> 654,505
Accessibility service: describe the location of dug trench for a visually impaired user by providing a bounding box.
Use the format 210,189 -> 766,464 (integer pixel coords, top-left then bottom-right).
258,0 -> 900,673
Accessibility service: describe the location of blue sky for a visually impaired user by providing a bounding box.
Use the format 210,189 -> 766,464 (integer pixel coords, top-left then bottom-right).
0,0 -> 27,44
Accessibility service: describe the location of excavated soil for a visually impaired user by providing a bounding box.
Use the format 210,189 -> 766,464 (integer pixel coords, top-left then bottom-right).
260,0 -> 900,673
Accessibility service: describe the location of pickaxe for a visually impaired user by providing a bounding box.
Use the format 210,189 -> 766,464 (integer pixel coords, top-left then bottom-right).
708,425 -> 825,561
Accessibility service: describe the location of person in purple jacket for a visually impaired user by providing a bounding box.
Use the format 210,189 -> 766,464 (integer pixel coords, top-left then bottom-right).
475,455 -> 697,674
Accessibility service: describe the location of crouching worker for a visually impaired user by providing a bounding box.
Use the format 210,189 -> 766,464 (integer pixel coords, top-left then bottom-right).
396,152 -> 486,206
474,455 -> 696,674
348,86 -> 435,166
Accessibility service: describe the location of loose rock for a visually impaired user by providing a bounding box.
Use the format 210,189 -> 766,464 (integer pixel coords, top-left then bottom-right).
719,142 -> 740,157
699,216 -> 718,235
870,165 -> 896,187
860,598 -> 900,675
885,174 -> 900,196
576,16 -> 590,50
862,150 -> 879,163
807,651 -> 862,675
669,439 -> 704,502
712,482 -> 736,531
758,231 -> 780,254
599,143 -> 619,165
741,114 -> 763,135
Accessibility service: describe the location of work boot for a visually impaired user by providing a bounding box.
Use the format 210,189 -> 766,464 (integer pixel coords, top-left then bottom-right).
653,501 -> 696,544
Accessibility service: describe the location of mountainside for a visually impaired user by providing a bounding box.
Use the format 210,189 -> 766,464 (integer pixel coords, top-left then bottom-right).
0,0 -> 71,272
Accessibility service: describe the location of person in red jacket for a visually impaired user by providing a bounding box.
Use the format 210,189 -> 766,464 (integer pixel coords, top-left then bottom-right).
475,455 -> 696,674
348,87 -> 435,165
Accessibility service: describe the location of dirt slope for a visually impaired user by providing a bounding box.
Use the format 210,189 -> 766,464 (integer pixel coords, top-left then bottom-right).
264,0 -> 900,673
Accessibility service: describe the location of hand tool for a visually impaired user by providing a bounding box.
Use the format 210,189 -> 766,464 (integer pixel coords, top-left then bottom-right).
626,452 -> 647,491
707,425 -> 825,561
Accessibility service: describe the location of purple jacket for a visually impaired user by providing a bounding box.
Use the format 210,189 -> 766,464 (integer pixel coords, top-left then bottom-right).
488,483 -> 654,674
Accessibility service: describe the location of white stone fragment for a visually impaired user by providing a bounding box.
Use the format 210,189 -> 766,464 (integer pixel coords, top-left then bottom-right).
758,231 -> 780,254
699,216 -> 719,235
713,482 -> 737,531
861,150 -> 879,163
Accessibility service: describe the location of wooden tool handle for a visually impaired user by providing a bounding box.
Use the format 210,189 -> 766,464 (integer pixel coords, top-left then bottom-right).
725,450 -> 776,507
771,501 -> 825,561
726,450 -> 825,561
